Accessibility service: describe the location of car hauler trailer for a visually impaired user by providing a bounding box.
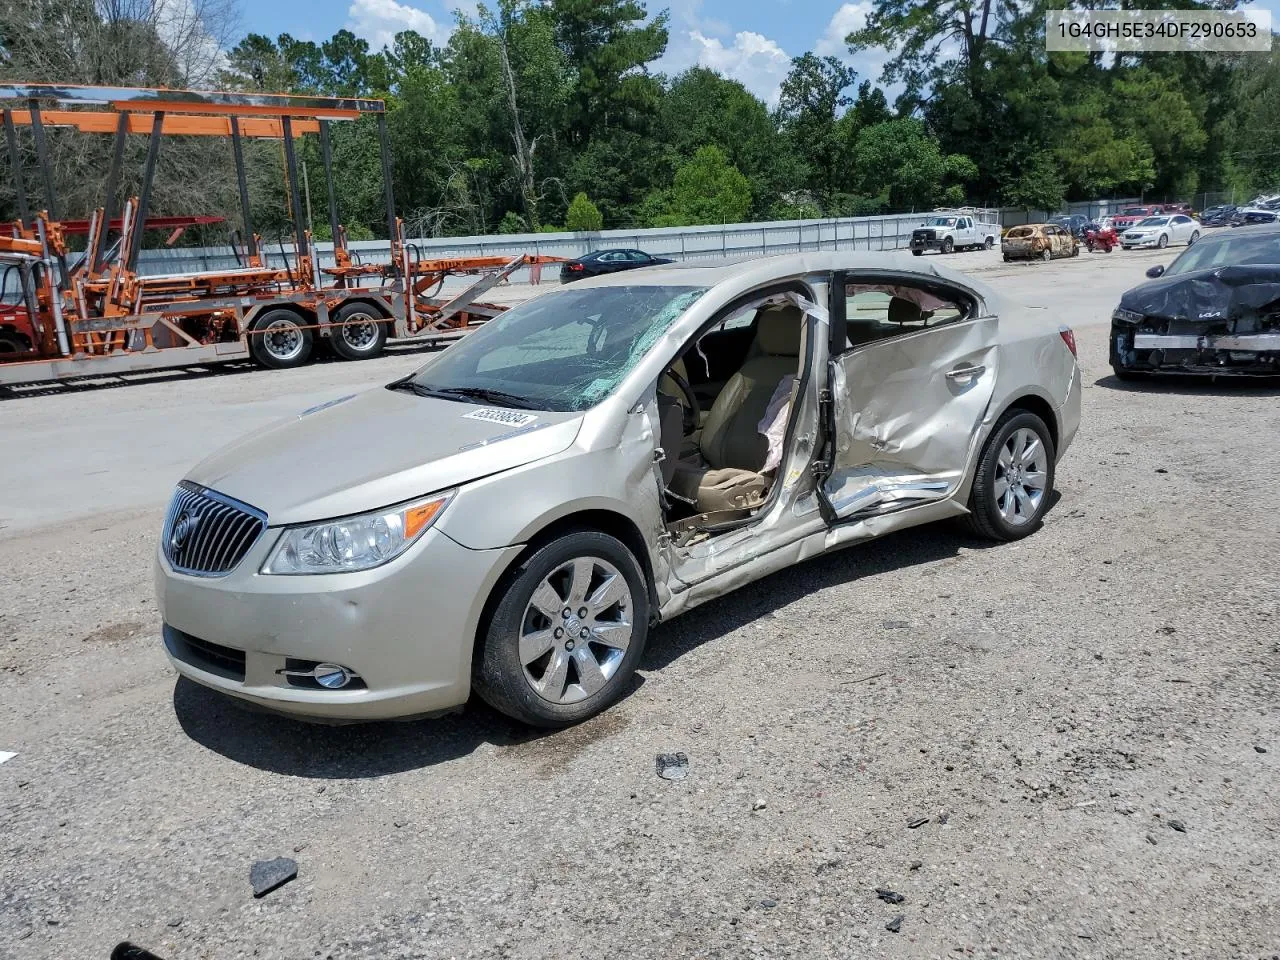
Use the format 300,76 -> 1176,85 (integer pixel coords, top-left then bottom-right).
0,84 -> 560,388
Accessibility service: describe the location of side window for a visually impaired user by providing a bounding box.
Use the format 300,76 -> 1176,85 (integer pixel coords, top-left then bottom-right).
628,251 -> 651,262
599,251 -> 623,263
843,282 -> 971,350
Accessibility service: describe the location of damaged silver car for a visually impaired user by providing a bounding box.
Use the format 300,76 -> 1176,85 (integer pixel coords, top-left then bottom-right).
155,253 -> 1081,727
1111,224 -> 1280,378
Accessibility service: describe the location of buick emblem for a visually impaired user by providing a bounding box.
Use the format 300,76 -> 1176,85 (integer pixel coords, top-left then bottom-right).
170,511 -> 200,552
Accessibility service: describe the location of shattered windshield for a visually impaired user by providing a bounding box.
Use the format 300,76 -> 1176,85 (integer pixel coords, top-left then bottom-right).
403,285 -> 707,412
926,217 -> 957,227
1164,233 -> 1280,276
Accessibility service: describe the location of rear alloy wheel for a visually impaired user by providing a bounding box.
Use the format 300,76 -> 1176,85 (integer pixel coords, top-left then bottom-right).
966,410 -> 1056,542
1157,233 -> 1169,249
941,237 -> 955,254
329,302 -> 388,361
984,236 -> 995,249
475,531 -> 650,727
1188,230 -> 1200,245
1041,247 -> 1052,262
249,309 -> 313,369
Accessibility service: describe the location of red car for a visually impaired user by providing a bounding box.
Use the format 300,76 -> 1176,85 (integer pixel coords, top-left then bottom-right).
1112,206 -> 1154,230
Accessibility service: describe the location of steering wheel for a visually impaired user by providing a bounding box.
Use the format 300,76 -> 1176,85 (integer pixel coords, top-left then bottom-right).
664,366 -> 701,435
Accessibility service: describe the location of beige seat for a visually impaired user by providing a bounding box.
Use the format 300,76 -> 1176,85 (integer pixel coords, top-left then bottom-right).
669,305 -> 803,513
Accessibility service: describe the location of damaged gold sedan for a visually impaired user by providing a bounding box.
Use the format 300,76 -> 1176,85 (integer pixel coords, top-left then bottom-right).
1002,223 -> 1079,262
156,253 -> 1081,728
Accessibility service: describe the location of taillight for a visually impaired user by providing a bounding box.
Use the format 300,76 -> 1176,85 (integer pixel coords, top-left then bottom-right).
1059,326 -> 1078,358
568,262 -> 584,272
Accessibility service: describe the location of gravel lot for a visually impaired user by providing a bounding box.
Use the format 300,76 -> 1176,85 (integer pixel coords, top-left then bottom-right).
2,246 -> 1278,959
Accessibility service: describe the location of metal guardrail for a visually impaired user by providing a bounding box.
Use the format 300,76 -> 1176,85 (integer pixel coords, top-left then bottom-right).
134,210 -> 1002,283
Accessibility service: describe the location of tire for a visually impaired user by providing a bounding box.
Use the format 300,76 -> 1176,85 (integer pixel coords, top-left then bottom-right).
249,309 -> 313,369
941,238 -> 954,254
1111,363 -> 1146,382
984,236 -> 994,249
1122,246 -> 1132,251
1041,247 -> 1052,262
1002,254 -> 1011,262
1157,233 -> 1169,249
0,329 -> 31,356
474,531 -> 650,728
965,409 -> 1056,542
1188,230 -> 1200,245
329,302 -> 388,361
912,249 -> 923,257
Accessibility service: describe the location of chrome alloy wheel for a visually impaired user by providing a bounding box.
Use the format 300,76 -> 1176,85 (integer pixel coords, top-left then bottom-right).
519,556 -> 634,704
994,427 -> 1048,527
262,317 -> 305,362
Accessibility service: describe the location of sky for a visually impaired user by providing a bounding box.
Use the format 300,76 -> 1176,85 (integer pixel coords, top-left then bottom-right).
234,0 -> 887,105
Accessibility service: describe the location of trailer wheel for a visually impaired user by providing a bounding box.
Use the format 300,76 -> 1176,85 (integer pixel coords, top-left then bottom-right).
0,329 -> 31,356
329,303 -> 389,361
250,309 -> 313,369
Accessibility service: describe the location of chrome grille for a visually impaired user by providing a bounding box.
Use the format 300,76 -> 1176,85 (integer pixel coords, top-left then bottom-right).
162,481 -> 266,577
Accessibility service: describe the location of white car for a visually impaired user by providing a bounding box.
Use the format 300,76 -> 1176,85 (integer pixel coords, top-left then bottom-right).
1121,215 -> 1200,250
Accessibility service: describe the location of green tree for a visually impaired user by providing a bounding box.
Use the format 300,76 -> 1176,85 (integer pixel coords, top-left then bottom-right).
642,145 -> 752,226
850,119 -> 973,211
566,191 -> 604,230
776,53 -> 857,201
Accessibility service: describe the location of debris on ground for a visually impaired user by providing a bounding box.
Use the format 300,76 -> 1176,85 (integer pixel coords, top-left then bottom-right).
655,753 -> 689,780
882,620 -> 910,630
111,944 -> 168,960
759,899 -> 777,908
907,817 -> 930,829
909,860 -> 923,871
1256,746 -> 1268,754
1168,819 -> 1187,833
250,857 -> 298,898
752,799 -> 767,811
876,888 -> 906,904
886,915 -> 904,933
1146,834 -> 1158,845
0,750 -> 16,765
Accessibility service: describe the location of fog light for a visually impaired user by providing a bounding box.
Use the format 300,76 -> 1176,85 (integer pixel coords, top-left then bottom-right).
313,663 -> 352,689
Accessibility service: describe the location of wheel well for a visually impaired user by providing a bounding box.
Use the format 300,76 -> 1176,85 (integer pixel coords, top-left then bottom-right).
334,298 -> 392,321
472,509 -> 661,669
1001,394 -> 1059,453
251,304 -> 313,327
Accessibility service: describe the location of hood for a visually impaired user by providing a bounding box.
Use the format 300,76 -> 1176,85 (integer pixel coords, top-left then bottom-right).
1118,264 -> 1280,323
185,386 -> 584,525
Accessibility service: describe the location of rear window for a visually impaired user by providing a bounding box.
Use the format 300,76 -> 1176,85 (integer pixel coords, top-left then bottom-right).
1006,227 -> 1034,239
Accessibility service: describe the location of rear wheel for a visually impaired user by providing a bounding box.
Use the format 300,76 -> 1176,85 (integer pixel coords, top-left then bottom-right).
1041,247 -> 1052,262
912,249 -> 923,257
984,236 -> 995,249
1157,233 -> 1169,249
1188,230 -> 1200,245
474,531 -> 650,728
0,329 -> 31,356
966,410 -> 1056,542
249,309 -> 313,369
329,302 -> 388,361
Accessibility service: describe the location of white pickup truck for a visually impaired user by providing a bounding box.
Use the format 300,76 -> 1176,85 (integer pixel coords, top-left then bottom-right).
909,211 -> 1000,256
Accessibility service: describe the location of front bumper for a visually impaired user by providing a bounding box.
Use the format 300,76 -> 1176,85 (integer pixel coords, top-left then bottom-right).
156,525 -> 522,721
1112,324 -> 1280,375
1121,235 -> 1160,248
910,238 -> 944,251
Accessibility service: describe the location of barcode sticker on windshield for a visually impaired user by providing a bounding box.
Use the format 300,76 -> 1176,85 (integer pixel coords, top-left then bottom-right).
463,407 -> 539,427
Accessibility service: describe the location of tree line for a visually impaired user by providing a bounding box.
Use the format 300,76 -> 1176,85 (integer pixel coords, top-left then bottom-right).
0,0 -> 1276,243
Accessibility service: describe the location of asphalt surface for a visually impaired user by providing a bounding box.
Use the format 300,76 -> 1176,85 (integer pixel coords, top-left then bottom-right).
3,243 -> 1279,959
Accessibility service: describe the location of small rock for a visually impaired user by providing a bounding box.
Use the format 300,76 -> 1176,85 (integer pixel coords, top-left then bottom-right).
167,917 -> 184,928
394,820 -> 408,829
655,752 -> 689,781
882,620 -> 910,630
909,860 -> 923,871
1255,746 -> 1267,754
886,915 -> 904,933
1157,626 -> 1176,635
1146,834 -> 1158,845
907,817 -> 930,829
316,785 -> 326,794
1094,653 -> 1103,661
759,899 -> 777,909
1155,468 -> 1168,474
752,799 -> 767,811
876,888 -> 905,904
938,812 -> 950,825
250,857 -> 298,898
293,843 -> 308,853
1168,820 -> 1186,833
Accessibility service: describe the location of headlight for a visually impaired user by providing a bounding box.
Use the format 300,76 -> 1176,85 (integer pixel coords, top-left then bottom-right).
261,491 -> 453,575
1112,307 -> 1143,325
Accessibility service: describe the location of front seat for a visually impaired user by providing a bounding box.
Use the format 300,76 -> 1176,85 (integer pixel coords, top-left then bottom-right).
669,305 -> 803,513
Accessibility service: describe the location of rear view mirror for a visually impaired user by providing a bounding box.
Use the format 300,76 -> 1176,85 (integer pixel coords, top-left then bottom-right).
1146,265 -> 1166,279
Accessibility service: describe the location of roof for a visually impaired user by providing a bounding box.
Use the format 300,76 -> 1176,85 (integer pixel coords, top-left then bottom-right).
565,250 -> 1008,312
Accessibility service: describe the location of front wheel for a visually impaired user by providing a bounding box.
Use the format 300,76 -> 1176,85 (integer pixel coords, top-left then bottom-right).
912,248 -> 923,257
249,309 -> 313,369
965,410 -> 1056,542
474,531 -> 650,728
329,302 -> 388,361
941,238 -> 954,254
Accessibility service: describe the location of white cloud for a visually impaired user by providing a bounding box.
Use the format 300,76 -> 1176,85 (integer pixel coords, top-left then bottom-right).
815,1 -> 872,57
346,0 -> 452,51
684,29 -> 794,103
